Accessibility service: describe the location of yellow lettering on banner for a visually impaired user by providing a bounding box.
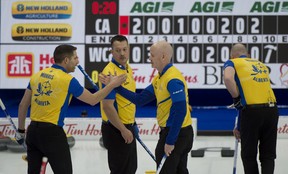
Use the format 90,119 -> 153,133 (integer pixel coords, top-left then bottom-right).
92,70 -> 99,83
12,24 -> 72,37
12,1 -> 72,14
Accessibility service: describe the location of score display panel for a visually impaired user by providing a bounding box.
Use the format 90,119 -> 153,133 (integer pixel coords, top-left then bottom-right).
127,15 -> 287,64
85,0 -> 288,89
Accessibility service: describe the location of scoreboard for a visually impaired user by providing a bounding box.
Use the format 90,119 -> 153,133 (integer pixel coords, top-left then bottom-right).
126,15 -> 287,64
85,0 -> 288,89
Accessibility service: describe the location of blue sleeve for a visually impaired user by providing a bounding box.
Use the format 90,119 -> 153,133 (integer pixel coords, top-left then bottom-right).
115,84 -> 155,106
68,77 -> 84,97
165,79 -> 187,145
224,60 -> 234,69
101,84 -> 116,99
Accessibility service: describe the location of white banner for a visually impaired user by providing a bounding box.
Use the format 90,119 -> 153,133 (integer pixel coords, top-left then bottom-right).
120,0 -> 288,16
0,118 -> 197,140
277,116 -> 288,139
0,0 -> 85,43
0,45 -> 85,89
2,116 -> 288,139
130,64 -> 288,89
1,116 -> 288,139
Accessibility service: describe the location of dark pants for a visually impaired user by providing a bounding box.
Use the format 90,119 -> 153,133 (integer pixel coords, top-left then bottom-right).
155,125 -> 193,174
26,121 -> 72,174
101,122 -> 137,174
240,106 -> 279,174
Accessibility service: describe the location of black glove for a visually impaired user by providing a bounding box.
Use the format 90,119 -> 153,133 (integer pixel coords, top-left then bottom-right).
233,96 -> 243,110
15,129 -> 25,145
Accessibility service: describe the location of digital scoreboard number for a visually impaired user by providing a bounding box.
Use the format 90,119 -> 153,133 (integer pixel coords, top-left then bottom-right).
127,15 -> 288,64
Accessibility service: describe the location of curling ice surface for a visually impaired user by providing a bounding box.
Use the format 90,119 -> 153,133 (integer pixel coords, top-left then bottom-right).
0,136 -> 287,174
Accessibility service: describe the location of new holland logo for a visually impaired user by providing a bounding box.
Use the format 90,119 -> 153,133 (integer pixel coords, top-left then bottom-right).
12,23 -> 72,41
12,1 -> 72,19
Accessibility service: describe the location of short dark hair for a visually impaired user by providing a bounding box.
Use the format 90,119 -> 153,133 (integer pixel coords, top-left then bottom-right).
110,35 -> 128,48
53,44 -> 77,63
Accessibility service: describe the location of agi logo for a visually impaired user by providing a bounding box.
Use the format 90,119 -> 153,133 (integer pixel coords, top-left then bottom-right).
7,53 -> 33,77
190,1 -> 234,13
12,23 -> 72,41
12,1 -> 72,19
250,1 -> 288,13
130,2 -> 174,13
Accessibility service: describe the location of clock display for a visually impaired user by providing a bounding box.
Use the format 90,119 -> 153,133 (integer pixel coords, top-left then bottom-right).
92,1 -> 116,15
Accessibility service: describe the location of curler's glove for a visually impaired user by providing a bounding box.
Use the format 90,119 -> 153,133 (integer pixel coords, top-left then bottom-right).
132,123 -> 139,139
233,96 -> 243,110
15,129 -> 25,145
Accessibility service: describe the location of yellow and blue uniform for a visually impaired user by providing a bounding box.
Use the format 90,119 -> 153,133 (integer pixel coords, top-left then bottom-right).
115,63 -> 193,173
151,64 -> 192,144
224,56 -> 276,105
152,65 -> 192,127
100,58 -> 137,174
26,64 -> 84,174
224,56 -> 279,174
100,59 -> 136,124
29,64 -> 84,127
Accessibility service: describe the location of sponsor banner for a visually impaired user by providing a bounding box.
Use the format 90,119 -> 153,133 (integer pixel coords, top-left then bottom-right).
1,50 -> 287,89
0,117 -> 197,140
0,45 -> 85,89
120,0 -> 288,15
2,116 -> 288,140
1,0 -> 84,43
83,63 -> 288,89
83,54 -> 288,90
12,23 -> 72,41
6,52 -> 34,77
278,116 -> 288,138
12,1 -> 72,19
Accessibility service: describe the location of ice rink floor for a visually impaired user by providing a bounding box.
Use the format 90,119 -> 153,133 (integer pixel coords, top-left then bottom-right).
0,136 -> 288,174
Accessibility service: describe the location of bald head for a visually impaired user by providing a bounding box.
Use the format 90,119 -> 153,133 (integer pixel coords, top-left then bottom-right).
149,40 -> 174,72
152,40 -> 173,62
230,43 -> 248,59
